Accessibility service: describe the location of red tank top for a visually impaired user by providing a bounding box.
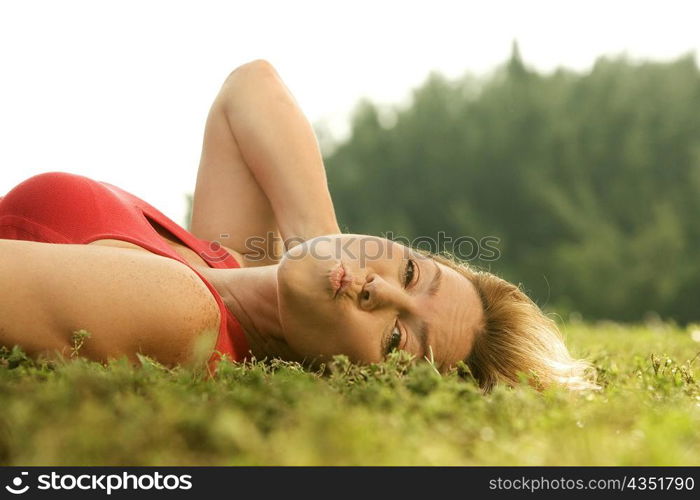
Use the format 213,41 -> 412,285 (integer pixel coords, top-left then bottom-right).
0,172 -> 250,370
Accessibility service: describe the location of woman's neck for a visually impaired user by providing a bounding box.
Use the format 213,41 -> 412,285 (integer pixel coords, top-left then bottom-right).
196,264 -> 300,362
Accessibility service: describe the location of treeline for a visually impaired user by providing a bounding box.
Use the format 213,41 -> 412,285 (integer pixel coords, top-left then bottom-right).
323,45 -> 700,322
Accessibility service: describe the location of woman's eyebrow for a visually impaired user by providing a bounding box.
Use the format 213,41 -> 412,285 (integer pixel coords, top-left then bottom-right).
428,259 -> 442,296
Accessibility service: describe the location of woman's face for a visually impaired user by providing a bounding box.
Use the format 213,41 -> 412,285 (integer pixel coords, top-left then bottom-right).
277,234 -> 484,371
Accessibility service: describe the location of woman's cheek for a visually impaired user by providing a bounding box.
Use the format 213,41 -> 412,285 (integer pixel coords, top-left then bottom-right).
277,286 -> 335,357
325,320 -> 384,364
278,300 -> 366,362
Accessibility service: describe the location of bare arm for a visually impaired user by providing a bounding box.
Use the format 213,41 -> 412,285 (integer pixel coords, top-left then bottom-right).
0,239 -> 219,365
191,59 -> 340,264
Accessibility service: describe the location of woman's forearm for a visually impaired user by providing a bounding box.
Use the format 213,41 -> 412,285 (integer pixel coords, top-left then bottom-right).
219,60 -> 341,248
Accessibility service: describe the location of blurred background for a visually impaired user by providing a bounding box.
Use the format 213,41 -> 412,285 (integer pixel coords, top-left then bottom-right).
1,0 -> 699,323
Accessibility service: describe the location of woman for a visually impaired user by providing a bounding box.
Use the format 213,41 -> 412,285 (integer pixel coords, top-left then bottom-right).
0,60 -> 596,392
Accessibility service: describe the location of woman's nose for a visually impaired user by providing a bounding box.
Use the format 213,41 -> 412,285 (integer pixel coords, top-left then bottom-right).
358,272 -> 406,311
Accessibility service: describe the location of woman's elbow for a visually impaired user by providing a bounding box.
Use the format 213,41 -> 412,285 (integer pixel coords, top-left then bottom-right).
225,59 -> 279,86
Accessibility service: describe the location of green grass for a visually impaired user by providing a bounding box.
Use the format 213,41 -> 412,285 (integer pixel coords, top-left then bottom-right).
1,322 -> 699,465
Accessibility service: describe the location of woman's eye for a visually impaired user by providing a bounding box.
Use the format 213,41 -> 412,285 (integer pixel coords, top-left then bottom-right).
403,259 -> 416,288
385,324 -> 402,354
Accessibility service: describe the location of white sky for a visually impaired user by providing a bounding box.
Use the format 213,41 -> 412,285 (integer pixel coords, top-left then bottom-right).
1,0 -> 698,225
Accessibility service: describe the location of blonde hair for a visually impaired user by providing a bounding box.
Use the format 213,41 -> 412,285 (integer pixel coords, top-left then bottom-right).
431,253 -> 599,393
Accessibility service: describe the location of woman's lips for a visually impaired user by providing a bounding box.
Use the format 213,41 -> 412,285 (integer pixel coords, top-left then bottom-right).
329,262 -> 352,298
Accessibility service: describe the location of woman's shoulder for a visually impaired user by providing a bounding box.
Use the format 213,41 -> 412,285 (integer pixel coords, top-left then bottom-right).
87,239 -> 224,342
79,242 -> 223,365
1,238 -> 222,366
90,243 -> 224,365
